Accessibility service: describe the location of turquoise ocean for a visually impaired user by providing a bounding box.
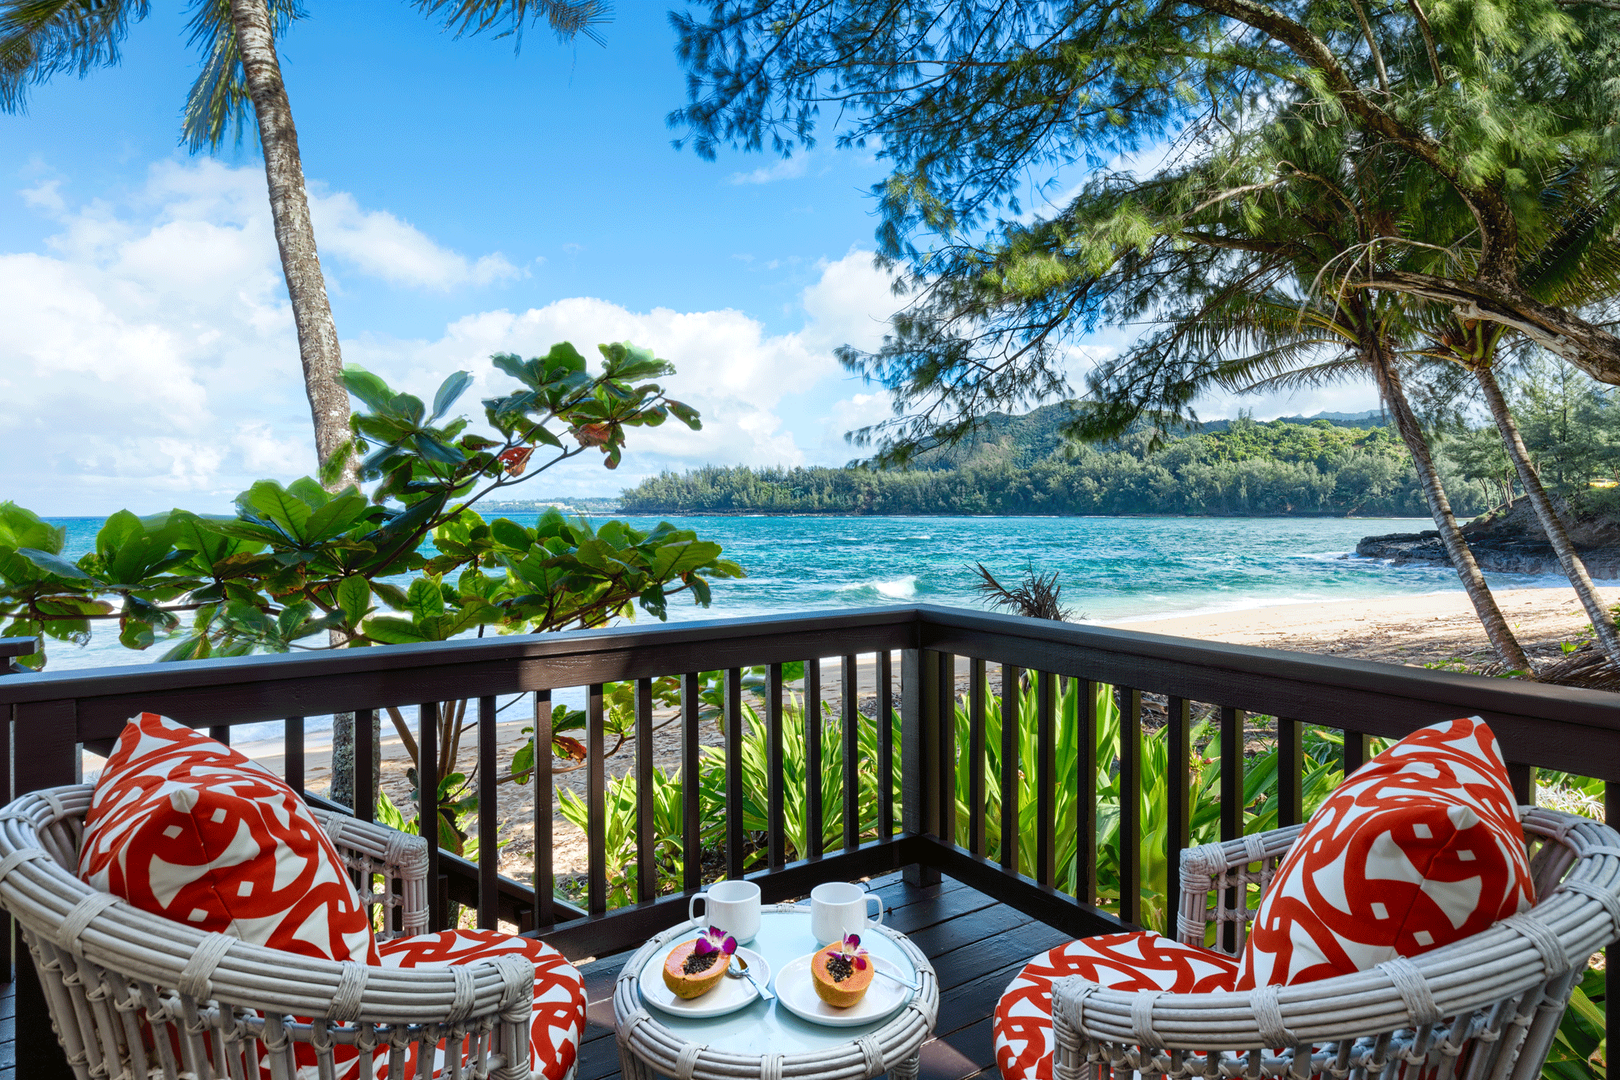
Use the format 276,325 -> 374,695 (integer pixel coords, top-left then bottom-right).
34,514 -> 1570,744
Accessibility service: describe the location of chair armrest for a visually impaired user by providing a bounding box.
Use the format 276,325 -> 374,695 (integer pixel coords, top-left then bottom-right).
310,809 -> 431,939
1175,823 -> 1303,954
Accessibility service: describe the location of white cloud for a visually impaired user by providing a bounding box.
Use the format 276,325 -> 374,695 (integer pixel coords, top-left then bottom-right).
310,191 -> 521,289
0,167 -> 914,511
338,249 -> 912,496
728,154 -> 810,185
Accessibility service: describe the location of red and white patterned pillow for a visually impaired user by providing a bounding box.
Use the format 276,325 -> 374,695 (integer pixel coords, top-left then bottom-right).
373,930 -> 586,1080
994,931 -> 1239,1080
79,711 -> 379,967
1235,715 -> 1533,989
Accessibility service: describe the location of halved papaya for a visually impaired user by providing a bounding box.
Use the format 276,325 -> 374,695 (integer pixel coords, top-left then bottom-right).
811,946 -> 874,1008
662,940 -> 729,999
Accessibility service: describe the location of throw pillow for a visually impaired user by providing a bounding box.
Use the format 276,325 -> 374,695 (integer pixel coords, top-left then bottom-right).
79,711 -> 379,967
1235,715 -> 1533,989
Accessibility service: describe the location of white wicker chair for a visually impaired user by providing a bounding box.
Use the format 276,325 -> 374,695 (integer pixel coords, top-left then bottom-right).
0,783 -> 544,1080
1048,806 -> 1620,1080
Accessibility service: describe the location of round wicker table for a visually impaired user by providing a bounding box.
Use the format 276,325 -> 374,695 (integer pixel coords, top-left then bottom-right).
614,903 -> 939,1080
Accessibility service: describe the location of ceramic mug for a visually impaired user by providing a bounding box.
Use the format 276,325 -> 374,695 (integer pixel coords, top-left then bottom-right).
809,881 -> 884,944
689,879 -> 761,944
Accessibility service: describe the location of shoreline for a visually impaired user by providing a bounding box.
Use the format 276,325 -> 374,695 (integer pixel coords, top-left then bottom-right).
1100,584 -> 1620,667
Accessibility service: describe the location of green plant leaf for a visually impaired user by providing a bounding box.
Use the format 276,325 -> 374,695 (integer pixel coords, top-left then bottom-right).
430,370 -> 474,421
17,548 -> 92,581
336,574 -> 370,626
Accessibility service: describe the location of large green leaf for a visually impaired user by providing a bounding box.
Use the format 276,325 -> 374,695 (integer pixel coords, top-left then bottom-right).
343,365 -> 399,415
303,489 -> 372,543
404,578 -> 445,620
336,574 -> 370,626
17,548 -> 92,581
0,502 -> 66,553
650,540 -> 723,580
430,370 -> 474,422
246,481 -> 314,542
363,616 -> 430,644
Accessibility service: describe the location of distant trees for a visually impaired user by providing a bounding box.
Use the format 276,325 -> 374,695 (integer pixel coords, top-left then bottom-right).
619,418 -> 1489,518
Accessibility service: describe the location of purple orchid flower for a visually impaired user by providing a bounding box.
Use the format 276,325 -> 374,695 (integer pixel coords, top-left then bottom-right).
831,932 -> 869,970
692,926 -> 738,957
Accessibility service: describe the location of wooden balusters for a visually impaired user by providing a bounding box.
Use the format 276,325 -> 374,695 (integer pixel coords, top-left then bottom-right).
355,708 -> 376,824
1220,707 -> 1244,843
680,675 -> 701,895
899,648 -> 939,887
1117,688 -> 1143,925
724,668 -> 745,879
1509,762 -> 1537,806
1035,671 -> 1056,888
806,658 -> 824,858
968,659 -> 987,858
842,654 -> 860,852
1219,706 -> 1245,951
878,650 -> 894,839
768,664 -> 786,868
1000,664 -> 1021,874
419,701 -> 441,930
937,652 -> 956,848
1344,730 -> 1371,775
1164,697 -> 1191,936
635,679 -> 658,900
284,716 -> 304,794
587,684 -> 606,917
1276,718 -> 1303,827
477,696 -> 498,929
534,689 -> 555,930
1075,679 -> 1097,906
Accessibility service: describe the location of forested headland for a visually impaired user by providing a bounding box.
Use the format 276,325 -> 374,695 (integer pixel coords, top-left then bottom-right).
620,408 -> 1497,517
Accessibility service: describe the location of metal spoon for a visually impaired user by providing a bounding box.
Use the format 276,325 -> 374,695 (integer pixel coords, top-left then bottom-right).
725,954 -> 773,1001
871,965 -> 922,992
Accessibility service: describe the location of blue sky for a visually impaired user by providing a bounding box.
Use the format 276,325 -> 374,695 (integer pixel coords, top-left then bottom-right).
0,5 -> 1374,516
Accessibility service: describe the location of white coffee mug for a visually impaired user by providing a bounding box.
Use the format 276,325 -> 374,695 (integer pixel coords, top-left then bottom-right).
689,879 -> 761,944
809,881 -> 883,944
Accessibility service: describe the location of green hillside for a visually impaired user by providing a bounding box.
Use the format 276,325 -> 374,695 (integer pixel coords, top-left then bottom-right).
619,410 -> 1490,517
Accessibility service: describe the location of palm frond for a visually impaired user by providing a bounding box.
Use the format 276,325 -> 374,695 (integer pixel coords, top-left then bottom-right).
417,0 -> 611,48
180,0 -> 305,152
1,0 -> 145,113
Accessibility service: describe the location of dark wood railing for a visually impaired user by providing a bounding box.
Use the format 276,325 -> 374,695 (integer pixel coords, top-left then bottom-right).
4,608 -> 1618,1078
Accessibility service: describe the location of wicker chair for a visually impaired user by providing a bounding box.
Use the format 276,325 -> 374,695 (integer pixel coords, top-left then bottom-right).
1046,806 -> 1620,1080
0,783 -> 548,1080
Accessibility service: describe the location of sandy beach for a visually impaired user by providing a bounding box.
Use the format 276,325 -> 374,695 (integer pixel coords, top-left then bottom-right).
1103,584 -> 1620,667
119,584 -> 1612,887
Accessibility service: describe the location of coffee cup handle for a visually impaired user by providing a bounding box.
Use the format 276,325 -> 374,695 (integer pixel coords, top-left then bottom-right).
690,894 -> 706,925
866,894 -> 884,926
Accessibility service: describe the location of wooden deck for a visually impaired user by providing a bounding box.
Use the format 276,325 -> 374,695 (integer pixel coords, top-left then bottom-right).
0,870 -> 1062,1080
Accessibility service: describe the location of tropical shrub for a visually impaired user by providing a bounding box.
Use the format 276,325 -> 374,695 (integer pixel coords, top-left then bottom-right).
0,341 -> 741,842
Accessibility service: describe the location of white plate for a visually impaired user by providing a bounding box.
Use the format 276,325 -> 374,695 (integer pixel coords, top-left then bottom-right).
639,944 -> 772,1019
772,952 -> 914,1028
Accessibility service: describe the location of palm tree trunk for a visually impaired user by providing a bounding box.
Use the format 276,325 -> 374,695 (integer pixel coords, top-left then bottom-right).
230,0 -> 367,806
228,0 -> 357,490
1473,362 -> 1620,666
1365,340 -> 1535,672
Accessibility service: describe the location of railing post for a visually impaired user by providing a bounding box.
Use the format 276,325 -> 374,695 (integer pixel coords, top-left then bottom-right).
900,648 -> 940,887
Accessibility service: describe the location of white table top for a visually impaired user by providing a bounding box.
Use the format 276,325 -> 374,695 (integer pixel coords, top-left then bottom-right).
628,909 -> 927,1057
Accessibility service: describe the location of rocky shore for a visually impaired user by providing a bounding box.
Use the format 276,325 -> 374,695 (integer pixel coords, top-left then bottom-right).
1357,495 -> 1620,578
